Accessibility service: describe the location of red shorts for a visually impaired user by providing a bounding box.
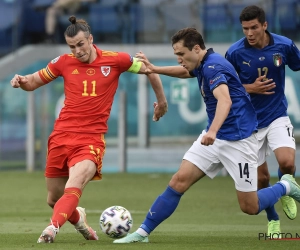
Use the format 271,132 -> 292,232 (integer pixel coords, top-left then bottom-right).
45,130 -> 106,180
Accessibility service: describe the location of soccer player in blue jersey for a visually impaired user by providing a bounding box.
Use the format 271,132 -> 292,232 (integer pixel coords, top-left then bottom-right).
225,5 -> 300,237
113,27 -> 300,243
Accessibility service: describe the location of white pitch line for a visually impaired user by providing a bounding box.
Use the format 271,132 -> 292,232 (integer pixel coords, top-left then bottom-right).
86,209 -> 147,214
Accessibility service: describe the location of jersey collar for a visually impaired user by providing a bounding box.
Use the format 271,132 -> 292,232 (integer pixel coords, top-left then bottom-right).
197,48 -> 214,70
191,48 -> 215,76
244,30 -> 274,48
201,48 -> 214,64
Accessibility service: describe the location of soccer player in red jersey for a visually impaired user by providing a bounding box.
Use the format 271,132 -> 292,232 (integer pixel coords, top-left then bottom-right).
10,16 -> 168,243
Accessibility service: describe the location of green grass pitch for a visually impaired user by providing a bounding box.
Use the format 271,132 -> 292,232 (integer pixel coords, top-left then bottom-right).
0,171 -> 299,250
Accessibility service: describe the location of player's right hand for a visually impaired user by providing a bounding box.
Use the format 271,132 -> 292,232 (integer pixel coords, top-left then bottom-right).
10,74 -> 28,88
201,130 -> 216,146
136,51 -> 154,74
153,101 -> 168,121
250,75 -> 276,94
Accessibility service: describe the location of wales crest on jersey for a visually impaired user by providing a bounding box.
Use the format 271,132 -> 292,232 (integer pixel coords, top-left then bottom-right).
101,66 -> 111,77
273,53 -> 282,67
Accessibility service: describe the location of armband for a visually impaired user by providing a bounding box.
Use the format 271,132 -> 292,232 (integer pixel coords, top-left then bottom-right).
127,57 -> 142,73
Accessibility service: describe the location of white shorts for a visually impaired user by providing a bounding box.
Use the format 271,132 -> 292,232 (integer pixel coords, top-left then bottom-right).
257,116 -> 296,166
183,130 -> 258,192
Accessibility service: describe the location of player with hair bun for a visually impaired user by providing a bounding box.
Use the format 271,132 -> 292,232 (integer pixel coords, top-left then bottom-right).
10,15 -> 168,243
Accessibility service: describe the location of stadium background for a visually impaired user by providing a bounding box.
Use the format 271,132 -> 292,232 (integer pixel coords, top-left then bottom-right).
0,0 -> 300,175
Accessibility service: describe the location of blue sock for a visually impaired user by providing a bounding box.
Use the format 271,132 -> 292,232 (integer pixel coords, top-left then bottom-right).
140,186 -> 183,234
257,182 -> 286,214
264,184 -> 279,221
278,168 -> 284,180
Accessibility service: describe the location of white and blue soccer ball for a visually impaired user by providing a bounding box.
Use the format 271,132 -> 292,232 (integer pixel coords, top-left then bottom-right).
99,205 -> 133,238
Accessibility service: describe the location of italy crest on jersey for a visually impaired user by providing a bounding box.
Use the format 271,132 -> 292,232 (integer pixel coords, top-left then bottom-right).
273,53 -> 282,67
101,66 -> 110,77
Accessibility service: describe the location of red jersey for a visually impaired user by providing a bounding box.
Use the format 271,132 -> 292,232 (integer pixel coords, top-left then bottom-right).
38,45 -> 134,133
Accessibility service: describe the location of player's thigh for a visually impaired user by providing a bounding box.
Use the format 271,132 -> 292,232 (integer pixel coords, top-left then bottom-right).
46,177 -> 68,205
268,116 -> 295,152
183,130 -> 223,180
169,159 -> 206,193
236,190 -> 259,214
219,134 -> 258,192
274,147 -> 295,170
45,130 -> 70,178
268,116 -> 295,166
67,159 -> 97,190
68,133 -> 106,182
257,161 -> 270,189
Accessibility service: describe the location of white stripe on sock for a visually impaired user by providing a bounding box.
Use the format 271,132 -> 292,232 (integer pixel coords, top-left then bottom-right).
136,228 -> 149,237
280,180 -> 290,195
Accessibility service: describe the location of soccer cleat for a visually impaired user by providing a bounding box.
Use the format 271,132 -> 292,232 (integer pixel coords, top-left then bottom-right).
281,174 -> 300,203
74,207 -> 99,240
113,232 -> 149,243
267,220 -> 281,239
37,224 -> 59,243
280,195 -> 297,220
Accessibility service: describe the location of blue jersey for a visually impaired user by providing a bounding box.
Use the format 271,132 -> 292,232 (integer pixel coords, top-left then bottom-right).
191,49 -> 257,141
225,31 -> 300,129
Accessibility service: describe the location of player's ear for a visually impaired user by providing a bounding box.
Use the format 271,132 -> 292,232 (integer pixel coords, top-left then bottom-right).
263,21 -> 267,31
89,34 -> 93,44
193,44 -> 201,54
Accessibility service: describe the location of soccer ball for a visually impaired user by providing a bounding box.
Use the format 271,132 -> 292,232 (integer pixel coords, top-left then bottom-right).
99,205 -> 133,238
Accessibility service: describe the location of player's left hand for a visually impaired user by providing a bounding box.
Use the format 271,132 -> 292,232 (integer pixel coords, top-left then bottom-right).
201,131 -> 216,146
153,101 -> 168,121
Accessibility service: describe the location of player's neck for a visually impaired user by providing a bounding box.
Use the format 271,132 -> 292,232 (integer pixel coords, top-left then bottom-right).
257,32 -> 270,49
198,49 -> 207,66
262,32 -> 270,48
88,46 -> 97,64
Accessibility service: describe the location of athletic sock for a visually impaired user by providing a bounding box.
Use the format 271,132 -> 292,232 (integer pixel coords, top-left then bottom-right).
278,168 -> 284,180
50,187 -> 82,227
258,183 -> 286,214
139,185 -> 183,235
264,184 -> 279,221
68,207 -> 80,225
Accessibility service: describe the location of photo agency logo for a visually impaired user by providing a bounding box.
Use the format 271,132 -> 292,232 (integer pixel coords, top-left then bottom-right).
258,232 -> 300,240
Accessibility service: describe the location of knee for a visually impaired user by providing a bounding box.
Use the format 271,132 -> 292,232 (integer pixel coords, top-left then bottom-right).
47,196 -> 59,208
47,199 -> 55,208
169,173 -> 189,193
239,202 -> 259,215
279,161 -> 295,174
257,171 -> 270,189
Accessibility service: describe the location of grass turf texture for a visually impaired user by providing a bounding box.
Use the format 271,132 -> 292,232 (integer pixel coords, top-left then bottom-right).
0,171 -> 299,250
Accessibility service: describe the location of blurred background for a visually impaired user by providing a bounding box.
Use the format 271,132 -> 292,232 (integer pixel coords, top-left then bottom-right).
0,0 -> 300,175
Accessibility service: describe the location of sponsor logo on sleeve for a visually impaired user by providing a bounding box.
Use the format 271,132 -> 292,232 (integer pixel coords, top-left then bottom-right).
51,56 -> 60,64
209,75 -> 221,84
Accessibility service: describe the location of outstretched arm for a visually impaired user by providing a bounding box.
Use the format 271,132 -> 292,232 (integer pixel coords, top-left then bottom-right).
146,72 -> 168,121
10,72 -> 46,91
136,52 -> 192,78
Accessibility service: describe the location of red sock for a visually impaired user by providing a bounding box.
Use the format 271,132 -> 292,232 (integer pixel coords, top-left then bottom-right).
68,207 -> 80,225
50,187 -> 82,228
